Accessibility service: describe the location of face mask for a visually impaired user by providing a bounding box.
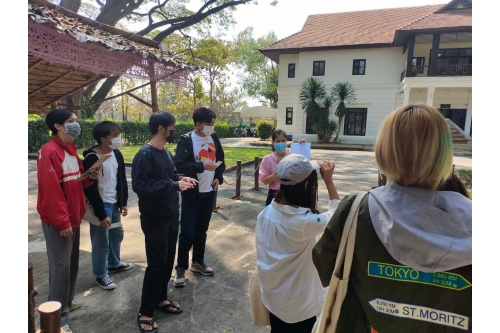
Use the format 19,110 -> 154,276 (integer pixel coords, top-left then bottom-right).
64,122 -> 81,139
164,129 -> 176,144
108,135 -> 122,149
274,142 -> 287,153
202,125 -> 214,137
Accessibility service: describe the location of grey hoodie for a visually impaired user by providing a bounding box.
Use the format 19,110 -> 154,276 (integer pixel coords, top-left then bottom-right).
368,183 -> 472,273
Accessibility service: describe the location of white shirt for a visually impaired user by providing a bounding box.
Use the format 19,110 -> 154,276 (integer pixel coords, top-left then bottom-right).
192,132 -> 216,193
98,151 -> 118,204
255,199 -> 340,323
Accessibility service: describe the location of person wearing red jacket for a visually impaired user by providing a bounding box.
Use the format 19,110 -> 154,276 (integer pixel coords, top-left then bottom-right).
37,109 -> 99,333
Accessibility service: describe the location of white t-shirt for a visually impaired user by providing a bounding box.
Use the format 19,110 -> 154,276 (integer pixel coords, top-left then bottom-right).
97,151 -> 118,204
192,132 -> 216,193
255,199 -> 340,323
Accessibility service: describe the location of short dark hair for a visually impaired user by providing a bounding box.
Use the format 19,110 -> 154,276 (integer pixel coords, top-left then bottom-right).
149,111 -> 176,135
193,107 -> 216,124
45,109 -> 74,135
93,121 -> 122,144
271,129 -> 287,151
438,173 -> 469,198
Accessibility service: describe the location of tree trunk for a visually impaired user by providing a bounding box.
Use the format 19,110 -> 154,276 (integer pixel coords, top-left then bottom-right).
333,116 -> 344,144
61,90 -> 84,118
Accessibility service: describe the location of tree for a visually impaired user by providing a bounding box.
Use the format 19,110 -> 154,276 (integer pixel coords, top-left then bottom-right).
299,77 -> 341,142
234,27 -> 279,108
331,82 -> 356,143
53,0 -> 277,115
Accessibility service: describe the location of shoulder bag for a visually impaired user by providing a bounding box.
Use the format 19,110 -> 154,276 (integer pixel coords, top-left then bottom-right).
312,191 -> 368,333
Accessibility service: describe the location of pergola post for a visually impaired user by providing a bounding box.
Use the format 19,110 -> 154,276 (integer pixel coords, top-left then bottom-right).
150,81 -> 159,113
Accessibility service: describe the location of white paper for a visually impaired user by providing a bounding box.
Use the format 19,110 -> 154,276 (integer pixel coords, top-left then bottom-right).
290,142 -> 311,160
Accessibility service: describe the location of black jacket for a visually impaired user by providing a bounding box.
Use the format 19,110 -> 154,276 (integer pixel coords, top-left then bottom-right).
174,131 -> 225,199
131,144 -> 183,218
82,147 -> 128,221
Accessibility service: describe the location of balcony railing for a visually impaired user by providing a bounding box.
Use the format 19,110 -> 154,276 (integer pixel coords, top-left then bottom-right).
400,64 -> 472,81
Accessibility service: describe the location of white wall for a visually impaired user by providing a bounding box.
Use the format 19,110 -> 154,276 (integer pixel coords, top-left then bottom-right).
276,43 -> 473,144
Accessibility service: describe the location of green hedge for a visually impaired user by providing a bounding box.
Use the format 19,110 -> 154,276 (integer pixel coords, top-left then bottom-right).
28,119 -> 240,153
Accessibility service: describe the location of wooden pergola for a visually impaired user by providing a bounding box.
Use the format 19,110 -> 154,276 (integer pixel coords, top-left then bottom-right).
28,0 -> 193,115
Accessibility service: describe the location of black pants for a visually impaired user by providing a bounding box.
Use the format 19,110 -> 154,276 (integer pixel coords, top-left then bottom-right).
269,312 -> 316,333
139,214 -> 179,317
265,189 -> 278,206
176,191 -> 215,270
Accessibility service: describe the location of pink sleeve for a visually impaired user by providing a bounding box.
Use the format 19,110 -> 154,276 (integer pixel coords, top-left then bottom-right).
259,155 -> 272,182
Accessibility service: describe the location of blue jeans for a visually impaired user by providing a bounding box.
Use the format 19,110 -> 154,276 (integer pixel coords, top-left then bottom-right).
176,191 -> 215,270
89,203 -> 124,279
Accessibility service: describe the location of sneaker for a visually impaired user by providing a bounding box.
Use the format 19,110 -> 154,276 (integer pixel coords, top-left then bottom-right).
69,301 -> 82,311
61,325 -> 72,333
95,275 -> 116,290
108,262 -> 135,273
190,261 -> 214,276
173,268 -> 186,288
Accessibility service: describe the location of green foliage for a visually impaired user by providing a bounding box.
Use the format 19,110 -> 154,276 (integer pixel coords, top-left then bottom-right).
28,114 -> 41,120
331,82 -> 357,143
234,27 -> 279,108
28,119 -> 51,153
256,120 -> 274,140
455,169 -> 472,189
28,119 -> 241,153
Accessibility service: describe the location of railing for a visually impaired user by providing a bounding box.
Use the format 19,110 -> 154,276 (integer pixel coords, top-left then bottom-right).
400,64 -> 472,81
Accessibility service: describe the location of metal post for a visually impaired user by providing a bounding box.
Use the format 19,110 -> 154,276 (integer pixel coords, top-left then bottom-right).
38,301 -> 61,333
28,263 -> 37,333
252,157 -> 261,191
235,160 -> 241,198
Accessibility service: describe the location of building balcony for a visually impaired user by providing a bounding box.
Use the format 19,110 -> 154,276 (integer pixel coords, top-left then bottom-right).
400,64 -> 472,82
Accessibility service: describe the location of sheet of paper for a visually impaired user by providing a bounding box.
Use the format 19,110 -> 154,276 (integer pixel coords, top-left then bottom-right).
290,142 -> 311,160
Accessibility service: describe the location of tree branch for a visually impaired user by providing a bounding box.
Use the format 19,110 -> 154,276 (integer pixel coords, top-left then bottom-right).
152,0 -> 249,42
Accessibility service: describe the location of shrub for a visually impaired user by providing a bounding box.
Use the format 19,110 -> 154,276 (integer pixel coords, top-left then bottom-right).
28,118 -> 240,153
455,169 -> 472,189
28,114 -> 41,120
256,120 -> 274,140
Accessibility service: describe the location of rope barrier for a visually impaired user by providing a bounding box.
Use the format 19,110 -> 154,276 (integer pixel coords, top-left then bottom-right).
223,171 -> 242,185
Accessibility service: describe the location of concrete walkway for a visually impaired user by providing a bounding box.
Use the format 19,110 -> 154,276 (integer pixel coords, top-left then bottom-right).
27,148 -> 472,333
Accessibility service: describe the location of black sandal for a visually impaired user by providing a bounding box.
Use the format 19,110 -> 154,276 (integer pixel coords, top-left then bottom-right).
156,300 -> 183,314
137,313 -> 158,333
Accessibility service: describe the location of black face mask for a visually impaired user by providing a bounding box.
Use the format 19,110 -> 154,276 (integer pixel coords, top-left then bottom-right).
165,129 -> 176,143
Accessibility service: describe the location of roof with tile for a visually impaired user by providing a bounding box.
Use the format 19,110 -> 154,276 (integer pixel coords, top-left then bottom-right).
261,2 -> 471,52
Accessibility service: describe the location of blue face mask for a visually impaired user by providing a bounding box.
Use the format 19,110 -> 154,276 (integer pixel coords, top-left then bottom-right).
274,142 -> 287,153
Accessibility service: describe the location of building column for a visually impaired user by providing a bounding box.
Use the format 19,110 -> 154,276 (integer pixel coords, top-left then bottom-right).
464,90 -> 472,137
430,34 -> 441,76
405,35 -> 415,78
426,87 -> 436,107
403,87 -> 411,106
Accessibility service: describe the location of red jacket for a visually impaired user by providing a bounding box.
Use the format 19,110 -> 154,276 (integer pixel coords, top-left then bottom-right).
37,136 -> 94,231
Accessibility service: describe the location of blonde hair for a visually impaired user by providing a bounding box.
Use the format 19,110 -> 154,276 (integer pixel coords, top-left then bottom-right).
375,104 -> 453,189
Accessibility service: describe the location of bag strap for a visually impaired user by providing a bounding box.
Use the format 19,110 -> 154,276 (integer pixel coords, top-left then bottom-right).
332,191 -> 368,280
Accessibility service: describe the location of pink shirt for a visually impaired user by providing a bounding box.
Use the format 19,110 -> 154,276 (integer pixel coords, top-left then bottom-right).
259,150 -> 290,190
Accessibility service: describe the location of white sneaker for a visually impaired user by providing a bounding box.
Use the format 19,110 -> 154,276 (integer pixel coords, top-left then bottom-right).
61,325 -> 72,333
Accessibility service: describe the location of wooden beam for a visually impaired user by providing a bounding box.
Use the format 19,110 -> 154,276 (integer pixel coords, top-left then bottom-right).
28,70 -> 78,97
430,34 -> 441,77
41,75 -> 107,108
28,58 -> 45,72
72,68 -> 185,111
405,35 -> 415,78
126,92 -> 152,108
151,81 -> 159,113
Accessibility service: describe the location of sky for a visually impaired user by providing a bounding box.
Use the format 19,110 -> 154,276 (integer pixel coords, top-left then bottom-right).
228,0 -> 449,41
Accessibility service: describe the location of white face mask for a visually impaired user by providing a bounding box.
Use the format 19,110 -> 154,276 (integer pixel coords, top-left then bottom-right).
202,125 -> 214,136
108,135 -> 122,149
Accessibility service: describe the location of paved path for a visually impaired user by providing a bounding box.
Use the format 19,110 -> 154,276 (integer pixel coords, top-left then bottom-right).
27,148 -> 471,333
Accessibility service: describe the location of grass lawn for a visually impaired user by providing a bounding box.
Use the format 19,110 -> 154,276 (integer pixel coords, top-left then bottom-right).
77,145 -> 272,169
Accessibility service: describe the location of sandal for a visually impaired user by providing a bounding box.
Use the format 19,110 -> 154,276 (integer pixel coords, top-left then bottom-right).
137,314 -> 158,333
156,300 -> 183,314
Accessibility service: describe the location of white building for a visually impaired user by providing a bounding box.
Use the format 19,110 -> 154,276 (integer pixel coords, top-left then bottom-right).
260,0 -> 472,144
